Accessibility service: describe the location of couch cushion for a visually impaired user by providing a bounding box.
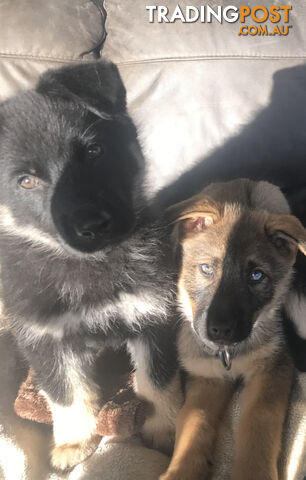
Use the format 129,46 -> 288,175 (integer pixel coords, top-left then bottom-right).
0,0 -> 106,100
103,0 -> 305,62
103,0 -> 306,200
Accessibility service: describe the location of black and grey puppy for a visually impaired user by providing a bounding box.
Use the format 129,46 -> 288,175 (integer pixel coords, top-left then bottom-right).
0,61 -> 182,469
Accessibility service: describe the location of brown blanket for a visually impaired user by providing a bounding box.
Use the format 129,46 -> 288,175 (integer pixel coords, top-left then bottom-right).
14,350 -> 146,438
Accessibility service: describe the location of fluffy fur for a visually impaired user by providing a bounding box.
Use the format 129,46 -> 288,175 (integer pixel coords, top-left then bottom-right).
0,61 -> 182,469
160,179 -> 306,480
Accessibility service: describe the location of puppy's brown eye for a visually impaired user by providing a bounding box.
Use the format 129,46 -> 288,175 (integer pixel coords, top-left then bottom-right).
18,175 -> 40,190
200,264 -> 214,277
86,144 -> 104,157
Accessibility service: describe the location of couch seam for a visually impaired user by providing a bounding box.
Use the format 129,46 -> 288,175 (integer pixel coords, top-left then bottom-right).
1,53 -> 305,65
0,53 -> 90,63
113,54 -> 306,66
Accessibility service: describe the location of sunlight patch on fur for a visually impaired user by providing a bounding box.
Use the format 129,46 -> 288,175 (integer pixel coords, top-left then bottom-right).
0,205 -> 64,255
286,292 -> 306,339
0,435 -> 26,480
286,416 -> 306,480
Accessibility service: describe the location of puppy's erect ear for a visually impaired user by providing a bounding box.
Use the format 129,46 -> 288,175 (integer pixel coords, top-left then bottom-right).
167,194 -> 221,238
266,214 -> 306,258
251,181 -> 291,215
36,61 -> 126,117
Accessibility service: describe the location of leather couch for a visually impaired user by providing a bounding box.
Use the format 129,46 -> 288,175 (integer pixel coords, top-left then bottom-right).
0,1 -> 305,479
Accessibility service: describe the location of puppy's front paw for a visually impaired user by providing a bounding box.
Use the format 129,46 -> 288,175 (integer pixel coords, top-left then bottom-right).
51,435 -> 100,470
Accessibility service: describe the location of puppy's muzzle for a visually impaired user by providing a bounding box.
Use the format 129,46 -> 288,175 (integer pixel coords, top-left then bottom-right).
207,317 -> 237,345
74,210 -> 113,241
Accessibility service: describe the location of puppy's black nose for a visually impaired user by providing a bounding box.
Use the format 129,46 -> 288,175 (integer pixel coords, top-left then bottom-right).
75,212 -> 112,240
207,323 -> 234,344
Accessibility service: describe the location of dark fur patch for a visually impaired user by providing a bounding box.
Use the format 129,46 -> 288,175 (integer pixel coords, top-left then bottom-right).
142,319 -> 179,389
282,306 -> 306,372
194,212 -> 280,345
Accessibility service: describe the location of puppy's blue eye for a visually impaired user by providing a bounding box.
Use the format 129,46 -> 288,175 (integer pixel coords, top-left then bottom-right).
200,264 -> 214,277
250,269 -> 265,283
86,144 -> 104,157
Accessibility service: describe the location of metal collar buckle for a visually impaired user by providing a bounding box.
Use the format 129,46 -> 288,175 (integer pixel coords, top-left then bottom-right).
218,347 -> 232,370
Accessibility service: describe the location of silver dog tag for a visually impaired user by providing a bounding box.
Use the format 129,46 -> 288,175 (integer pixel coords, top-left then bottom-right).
219,348 -> 232,370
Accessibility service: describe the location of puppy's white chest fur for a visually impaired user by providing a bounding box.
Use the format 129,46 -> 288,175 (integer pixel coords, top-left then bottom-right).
17,289 -> 169,346
85,289 -> 170,332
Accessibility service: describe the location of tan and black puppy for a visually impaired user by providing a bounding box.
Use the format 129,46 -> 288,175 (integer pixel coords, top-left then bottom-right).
160,179 -> 306,480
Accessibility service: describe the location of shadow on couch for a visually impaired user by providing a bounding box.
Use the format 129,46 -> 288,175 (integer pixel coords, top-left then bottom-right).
154,63 -> 306,221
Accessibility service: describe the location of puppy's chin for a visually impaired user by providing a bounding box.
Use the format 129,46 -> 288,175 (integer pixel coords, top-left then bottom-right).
55,223 -> 135,258
57,238 -> 112,259
190,321 -> 243,357
190,315 -> 218,354
59,236 -> 113,255
188,321 -> 219,355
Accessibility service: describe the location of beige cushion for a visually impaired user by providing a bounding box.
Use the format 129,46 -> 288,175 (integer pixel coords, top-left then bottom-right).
104,1 -> 306,61
0,0 -> 105,100
103,0 -> 306,198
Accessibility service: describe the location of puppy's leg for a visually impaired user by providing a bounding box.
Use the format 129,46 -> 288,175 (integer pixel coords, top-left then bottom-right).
128,328 -> 183,455
231,358 -> 294,480
47,370 -> 101,471
159,376 -> 233,480
22,340 -> 100,470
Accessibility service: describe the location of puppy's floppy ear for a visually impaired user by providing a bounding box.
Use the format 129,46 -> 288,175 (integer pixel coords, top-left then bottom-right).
266,214 -> 306,258
167,194 -> 221,239
36,61 -> 126,116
